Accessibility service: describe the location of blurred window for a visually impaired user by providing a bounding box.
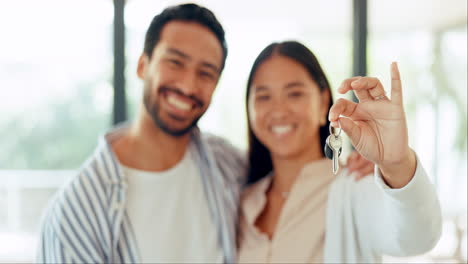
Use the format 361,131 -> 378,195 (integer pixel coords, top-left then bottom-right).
0,0 -> 113,261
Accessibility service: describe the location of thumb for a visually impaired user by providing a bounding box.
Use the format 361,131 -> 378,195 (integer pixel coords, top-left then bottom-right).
333,117 -> 361,147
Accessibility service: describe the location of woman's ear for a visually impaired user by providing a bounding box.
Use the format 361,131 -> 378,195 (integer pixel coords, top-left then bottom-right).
320,89 -> 331,126
137,54 -> 149,80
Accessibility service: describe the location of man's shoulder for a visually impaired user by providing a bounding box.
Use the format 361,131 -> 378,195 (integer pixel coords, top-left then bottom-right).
38,150 -> 114,261
201,132 -> 247,166
202,132 -> 242,152
45,147 -> 118,223
200,132 -> 248,184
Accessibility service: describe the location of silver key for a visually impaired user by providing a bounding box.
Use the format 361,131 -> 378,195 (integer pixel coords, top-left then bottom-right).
327,135 -> 342,174
327,122 -> 342,175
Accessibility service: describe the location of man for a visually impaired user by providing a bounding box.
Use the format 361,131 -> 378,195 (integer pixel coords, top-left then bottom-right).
37,3 -> 373,263
38,4 -> 243,263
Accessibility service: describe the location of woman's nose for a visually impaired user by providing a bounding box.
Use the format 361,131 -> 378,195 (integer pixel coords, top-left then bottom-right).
269,99 -> 289,118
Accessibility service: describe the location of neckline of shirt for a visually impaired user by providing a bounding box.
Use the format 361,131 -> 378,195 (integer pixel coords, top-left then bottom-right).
120,147 -> 194,180
241,158 -> 337,226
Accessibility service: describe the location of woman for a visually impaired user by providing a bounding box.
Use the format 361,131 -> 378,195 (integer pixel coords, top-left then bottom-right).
237,41 -> 442,263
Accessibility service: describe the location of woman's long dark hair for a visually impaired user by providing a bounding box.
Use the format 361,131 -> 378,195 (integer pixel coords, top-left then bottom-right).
246,41 -> 333,184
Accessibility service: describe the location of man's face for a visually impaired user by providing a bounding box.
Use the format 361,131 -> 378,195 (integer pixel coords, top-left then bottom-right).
137,21 -> 223,137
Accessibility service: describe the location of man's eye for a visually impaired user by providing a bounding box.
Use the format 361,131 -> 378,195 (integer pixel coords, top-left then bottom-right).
256,95 -> 270,101
168,59 -> 182,66
199,71 -> 215,80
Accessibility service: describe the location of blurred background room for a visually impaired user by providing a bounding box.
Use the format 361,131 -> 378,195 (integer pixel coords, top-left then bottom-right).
0,0 -> 466,262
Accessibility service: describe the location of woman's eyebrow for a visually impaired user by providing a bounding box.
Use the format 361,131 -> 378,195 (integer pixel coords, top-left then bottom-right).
285,81 -> 305,89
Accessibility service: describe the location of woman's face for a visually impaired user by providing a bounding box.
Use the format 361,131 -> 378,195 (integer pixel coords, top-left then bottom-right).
248,55 -> 329,159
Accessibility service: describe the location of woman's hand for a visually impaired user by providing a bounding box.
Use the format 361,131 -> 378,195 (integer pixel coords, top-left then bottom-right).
329,62 -> 416,188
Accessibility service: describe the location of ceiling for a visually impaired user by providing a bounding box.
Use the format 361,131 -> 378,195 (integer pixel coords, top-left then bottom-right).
126,0 -> 467,33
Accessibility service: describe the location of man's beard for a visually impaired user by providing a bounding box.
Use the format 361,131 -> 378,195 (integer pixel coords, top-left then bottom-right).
143,84 -> 204,137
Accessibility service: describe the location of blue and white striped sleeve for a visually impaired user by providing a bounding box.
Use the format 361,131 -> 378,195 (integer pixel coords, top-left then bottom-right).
37,212 -> 74,263
36,171 -> 107,263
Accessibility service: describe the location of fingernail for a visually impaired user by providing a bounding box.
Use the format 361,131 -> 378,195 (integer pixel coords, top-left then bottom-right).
331,121 -> 339,127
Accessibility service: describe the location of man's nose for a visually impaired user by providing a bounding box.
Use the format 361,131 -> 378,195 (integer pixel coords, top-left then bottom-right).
175,69 -> 198,96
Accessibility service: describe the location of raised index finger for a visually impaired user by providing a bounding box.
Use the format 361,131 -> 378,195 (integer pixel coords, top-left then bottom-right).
390,62 -> 403,105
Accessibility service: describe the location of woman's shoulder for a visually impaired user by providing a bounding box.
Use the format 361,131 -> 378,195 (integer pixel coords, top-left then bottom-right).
241,175 -> 272,201
238,176 -> 272,230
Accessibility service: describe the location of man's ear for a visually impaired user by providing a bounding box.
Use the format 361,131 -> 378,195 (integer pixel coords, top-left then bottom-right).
320,89 -> 331,126
137,54 -> 149,80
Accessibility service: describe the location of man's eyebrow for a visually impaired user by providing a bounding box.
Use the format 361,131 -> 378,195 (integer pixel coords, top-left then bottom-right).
166,48 -> 190,60
285,81 -> 305,89
253,85 -> 269,92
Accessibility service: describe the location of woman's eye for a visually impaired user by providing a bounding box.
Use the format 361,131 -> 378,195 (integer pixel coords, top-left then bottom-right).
288,92 -> 303,98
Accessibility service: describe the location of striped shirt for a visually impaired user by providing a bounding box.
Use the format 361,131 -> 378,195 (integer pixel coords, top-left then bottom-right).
37,126 -> 247,263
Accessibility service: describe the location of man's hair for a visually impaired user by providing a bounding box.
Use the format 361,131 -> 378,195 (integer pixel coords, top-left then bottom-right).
143,3 -> 228,70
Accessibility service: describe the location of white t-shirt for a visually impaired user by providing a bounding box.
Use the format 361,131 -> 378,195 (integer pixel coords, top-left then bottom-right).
122,149 -> 223,263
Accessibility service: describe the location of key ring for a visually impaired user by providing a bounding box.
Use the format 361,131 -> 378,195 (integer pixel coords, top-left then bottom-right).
329,120 -> 342,137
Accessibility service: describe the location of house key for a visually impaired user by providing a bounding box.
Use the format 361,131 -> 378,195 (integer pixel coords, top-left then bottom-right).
324,121 -> 342,175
